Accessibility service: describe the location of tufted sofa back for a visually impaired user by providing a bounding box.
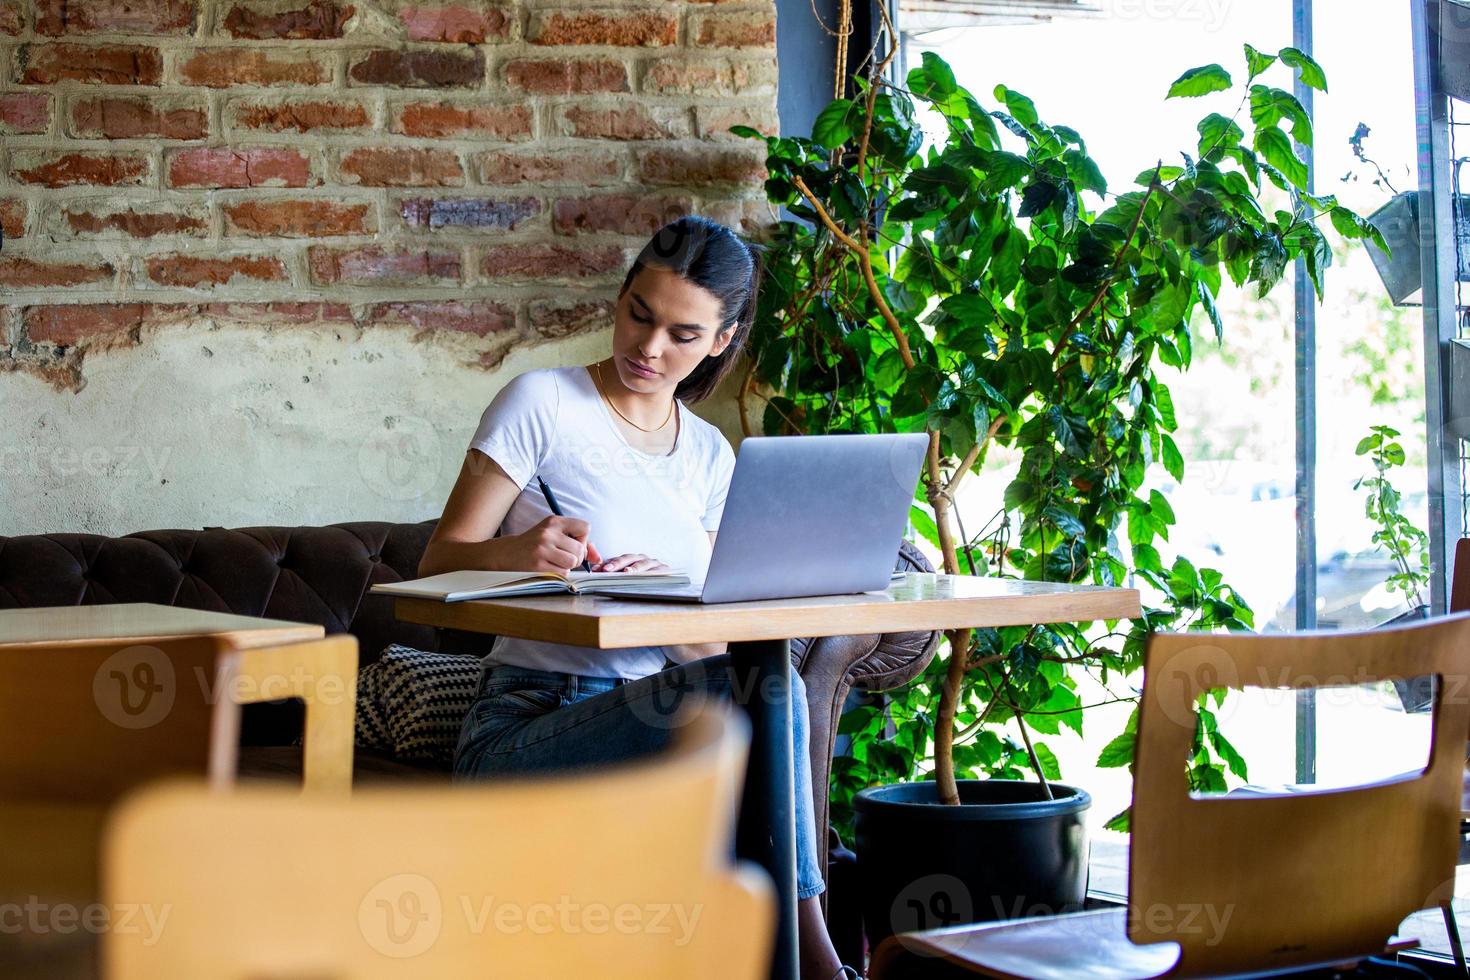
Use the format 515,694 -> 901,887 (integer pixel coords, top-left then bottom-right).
0,520 -> 490,743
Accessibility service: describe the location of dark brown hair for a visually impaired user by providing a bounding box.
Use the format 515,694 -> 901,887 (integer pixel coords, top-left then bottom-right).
618,215 -> 764,404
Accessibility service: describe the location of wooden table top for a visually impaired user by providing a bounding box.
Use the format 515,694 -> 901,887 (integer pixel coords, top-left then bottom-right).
394,572 -> 1142,648
0,603 -> 325,649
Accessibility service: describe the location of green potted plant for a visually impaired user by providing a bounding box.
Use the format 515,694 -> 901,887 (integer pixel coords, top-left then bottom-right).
1356,425 -> 1430,616
1354,425 -> 1435,712
735,31 -> 1383,949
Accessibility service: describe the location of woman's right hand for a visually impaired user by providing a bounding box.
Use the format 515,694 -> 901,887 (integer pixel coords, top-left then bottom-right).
504,516 -> 603,573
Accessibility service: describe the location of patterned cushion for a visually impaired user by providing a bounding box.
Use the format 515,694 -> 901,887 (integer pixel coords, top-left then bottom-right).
355,644 -> 482,767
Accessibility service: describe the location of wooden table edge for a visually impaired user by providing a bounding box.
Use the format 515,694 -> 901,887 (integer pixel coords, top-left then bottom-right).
0,624 -> 325,651
395,588 -> 1143,649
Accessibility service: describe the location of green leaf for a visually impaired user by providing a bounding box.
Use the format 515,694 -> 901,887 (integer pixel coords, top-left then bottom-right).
932,294 -> 997,343
1018,180 -> 1059,218
1286,221 -> 1330,301
1161,434 -> 1185,481
1279,46 -> 1327,92
1133,542 -> 1163,573
1104,807 -> 1132,832
896,237 -> 948,293
837,705 -> 879,736
991,110 -> 1033,143
1097,191 -> 1149,231
1244,43 -> 1277,79
1097,731 -> 1136,768
907,50 -> 957,99
1197,279 -> 1224,342
1197,113 -> 1245,160
1148,488 -> 1176,525
994,84 -> 1040,130
872,347 -> 906,391
990,227 -> 1027,297
1249,85 -> 1313,147
978,151 -> 1031,193
908,504 -> 941,549
1045,539 -> 1089,581
868,91 -> 924,166
1031,742 -> 1062,780
1140,281 -> 1190,332
1063,148 -> 1108,196
1168,64 -> 1233,99
1208,727 -> 1249,779
1253,126 -> 1308,189
1169,555 -> 1203,598
1192,763 -> 1228,795
1152,381 -> 1178,430
1044,503 -> 1086,538
1330,206 -> 1390,254
1250,234 -> 1289,295
812,99 -> 856,149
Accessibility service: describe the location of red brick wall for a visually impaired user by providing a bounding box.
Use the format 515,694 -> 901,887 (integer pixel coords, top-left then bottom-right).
0,0 -> 777,390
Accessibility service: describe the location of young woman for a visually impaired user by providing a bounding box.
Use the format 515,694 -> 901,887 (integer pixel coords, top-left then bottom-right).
421,216 -> 861,980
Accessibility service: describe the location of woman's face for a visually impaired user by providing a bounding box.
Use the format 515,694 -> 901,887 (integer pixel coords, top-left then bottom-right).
609,263 -> 730,394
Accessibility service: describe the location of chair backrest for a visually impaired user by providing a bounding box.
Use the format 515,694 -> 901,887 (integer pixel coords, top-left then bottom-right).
0,635 -> 234,806
1452,538 -> 1470,613
0,633 -> 359,804
1128,613 -> 1470,975
0,634 -> 358,915
103,695 -> 775,980
0,635 -> 229,915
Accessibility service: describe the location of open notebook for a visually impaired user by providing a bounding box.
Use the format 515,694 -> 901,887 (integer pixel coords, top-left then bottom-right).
369,568 -> 692,602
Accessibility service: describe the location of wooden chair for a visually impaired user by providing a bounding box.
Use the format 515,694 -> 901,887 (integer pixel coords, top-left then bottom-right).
0,634 -> 357,906
1452,539 -> 1470,615
102,693 -> 774,980
869,612 -> 1470,979
0,632 -> 358,804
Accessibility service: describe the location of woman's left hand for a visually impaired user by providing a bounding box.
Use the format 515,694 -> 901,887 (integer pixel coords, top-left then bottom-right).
591,554 -> 671,573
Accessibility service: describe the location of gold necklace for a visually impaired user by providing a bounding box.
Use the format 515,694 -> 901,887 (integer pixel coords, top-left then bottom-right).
596,359 -> 675,433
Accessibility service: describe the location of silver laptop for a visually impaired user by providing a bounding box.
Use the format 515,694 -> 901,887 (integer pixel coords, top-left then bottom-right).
620,433 -> 929,604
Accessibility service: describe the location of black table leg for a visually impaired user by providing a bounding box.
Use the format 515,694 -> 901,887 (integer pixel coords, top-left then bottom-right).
728,637 -> 799,980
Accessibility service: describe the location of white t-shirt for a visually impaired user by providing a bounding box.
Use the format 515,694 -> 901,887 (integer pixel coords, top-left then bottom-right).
466,364 -> 736,679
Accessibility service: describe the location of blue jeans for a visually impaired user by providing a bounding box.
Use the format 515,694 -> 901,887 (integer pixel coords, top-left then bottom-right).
453,652 -> 827,900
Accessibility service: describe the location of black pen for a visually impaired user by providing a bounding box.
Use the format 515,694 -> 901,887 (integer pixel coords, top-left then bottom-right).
536,477 -> 592,573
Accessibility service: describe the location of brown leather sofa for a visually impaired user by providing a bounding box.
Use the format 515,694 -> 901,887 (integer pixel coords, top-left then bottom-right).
0,519 -> 940,906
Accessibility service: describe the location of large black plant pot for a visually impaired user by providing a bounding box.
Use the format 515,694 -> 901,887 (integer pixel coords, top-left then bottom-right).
853,779 -> 1091,953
